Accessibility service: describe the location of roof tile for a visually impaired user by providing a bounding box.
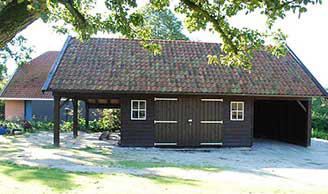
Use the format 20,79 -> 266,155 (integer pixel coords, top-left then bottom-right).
1,51 -> 59,99
48,38 -> 324,96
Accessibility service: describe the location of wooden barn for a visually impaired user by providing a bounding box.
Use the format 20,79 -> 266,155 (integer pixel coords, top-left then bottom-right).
42,36 -> 327,147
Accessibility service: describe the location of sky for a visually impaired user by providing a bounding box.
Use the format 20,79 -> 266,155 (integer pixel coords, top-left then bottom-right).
10,1 -> 328,87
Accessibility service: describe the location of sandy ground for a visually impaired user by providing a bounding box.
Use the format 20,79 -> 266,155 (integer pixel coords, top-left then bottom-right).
1,131 -> 328,193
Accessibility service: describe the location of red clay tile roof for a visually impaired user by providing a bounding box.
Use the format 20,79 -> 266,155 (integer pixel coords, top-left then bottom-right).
1,51 -> 59,99
46,37 -> 326,96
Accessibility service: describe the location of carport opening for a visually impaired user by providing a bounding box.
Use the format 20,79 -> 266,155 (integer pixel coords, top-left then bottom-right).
253,100 -> 310,146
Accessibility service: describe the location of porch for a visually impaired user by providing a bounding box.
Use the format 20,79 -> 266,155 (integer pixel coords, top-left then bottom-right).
52,92 -> 121,146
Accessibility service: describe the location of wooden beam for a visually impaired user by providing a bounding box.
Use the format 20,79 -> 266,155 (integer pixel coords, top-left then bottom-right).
73,98 -> 78,138
307,100 -> 312,147
59,98 -> 70,109
85,102 -> 89,130
54,96 -> 61,146
87,104 -> 120,109
297,100 -> 307,112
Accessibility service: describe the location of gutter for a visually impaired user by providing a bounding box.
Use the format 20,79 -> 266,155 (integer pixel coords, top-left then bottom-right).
42,36 -> 72,93
286,45 -> 328,97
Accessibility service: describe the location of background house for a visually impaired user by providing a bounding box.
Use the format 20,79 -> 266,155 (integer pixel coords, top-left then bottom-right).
0,51 -> 95,121
0,51 -> 59,121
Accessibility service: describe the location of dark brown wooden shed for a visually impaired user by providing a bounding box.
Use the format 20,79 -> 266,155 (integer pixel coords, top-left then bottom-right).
42,37 -> 327,147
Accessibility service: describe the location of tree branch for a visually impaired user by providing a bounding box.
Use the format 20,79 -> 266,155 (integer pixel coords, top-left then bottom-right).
58,0 -> 88,28
0,0 -> 37,48
180,0 -> 239,54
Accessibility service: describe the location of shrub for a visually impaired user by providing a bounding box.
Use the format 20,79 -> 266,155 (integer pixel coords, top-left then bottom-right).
312,97 -> 328,131
85,109 -> 121,132
312,128 -> 328,140
0,109 -> 121,133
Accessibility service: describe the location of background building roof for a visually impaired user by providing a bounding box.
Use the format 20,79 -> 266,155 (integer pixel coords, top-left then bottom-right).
45,37 -> 326,97
1,51 -> 59,99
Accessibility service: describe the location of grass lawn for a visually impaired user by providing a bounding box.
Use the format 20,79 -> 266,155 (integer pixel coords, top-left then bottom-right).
0,160 -> 327,194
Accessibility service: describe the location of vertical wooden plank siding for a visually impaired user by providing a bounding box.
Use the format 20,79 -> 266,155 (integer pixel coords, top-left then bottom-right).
120,95 -> 253,147
199,98 -> 223,144
54,96 -> 61,146
73,98 -> 78,138
154,99 -> 178,144
222,97 -> 254,147
253,99 -> 310,146
120,96 -> 155,146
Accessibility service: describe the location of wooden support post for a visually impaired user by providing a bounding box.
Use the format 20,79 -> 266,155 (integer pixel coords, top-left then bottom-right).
307,99 -> 312,147
54,96 -> 61,146
73,98 -> 78,138
85,102 -> 89,130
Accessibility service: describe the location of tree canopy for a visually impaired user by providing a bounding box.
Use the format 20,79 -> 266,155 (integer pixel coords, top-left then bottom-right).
138,5 -> 189,40
0,35 -> 33,81
0,0 -> 322,70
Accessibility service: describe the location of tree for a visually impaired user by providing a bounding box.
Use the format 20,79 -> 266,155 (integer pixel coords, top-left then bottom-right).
138,5 -> 189,40
0,0 -> 322,70
0,35 -> 33,81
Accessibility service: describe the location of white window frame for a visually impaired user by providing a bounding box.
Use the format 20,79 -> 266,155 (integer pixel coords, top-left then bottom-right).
131,100 -> 147,120
230,101 -> 244,121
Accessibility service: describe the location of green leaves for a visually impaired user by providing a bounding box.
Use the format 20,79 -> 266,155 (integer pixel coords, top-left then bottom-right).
0,0 -> 322,70
0,35 -> 33,81
138,4 -> 189,41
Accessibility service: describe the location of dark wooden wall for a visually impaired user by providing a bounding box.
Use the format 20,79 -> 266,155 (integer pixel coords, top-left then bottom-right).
120,94 -> 254,147
120,95 -> 155,146
254,99 -> 310,146
222,96 -> 254,147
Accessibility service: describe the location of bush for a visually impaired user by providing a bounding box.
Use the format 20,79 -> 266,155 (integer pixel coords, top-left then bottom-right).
40,109 -> 120,132
86,109 -> 121,132
31,121 -> 54,131
312,97 -> 328,131
312,128 -> 328,140
0,109 -> 121,133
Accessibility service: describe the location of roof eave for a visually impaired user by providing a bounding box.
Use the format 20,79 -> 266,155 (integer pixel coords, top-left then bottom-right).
41,36 -> 72,93
50,88 -> 323,98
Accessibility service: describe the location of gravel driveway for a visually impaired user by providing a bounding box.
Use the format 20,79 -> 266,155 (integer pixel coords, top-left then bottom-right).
1,131 -> 328,193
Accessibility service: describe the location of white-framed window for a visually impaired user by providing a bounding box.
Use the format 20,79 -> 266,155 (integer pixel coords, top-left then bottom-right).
230,101 -> 244,121
131,100 -> 146,120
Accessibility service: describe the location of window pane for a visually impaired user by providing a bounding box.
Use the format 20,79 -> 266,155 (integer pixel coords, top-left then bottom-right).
139,101 -> 146,109
237,112 -> 243,120
231,111 -> 237,119
231,103 -> 237,111
139,111 -> 146,119
132,101 -> 138,109
132,111 -> 138,118
237,102 -> 243,110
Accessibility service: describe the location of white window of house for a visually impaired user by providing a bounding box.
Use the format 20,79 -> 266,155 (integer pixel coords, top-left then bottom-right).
230,101 -> 244,121
131,100 -> 146,120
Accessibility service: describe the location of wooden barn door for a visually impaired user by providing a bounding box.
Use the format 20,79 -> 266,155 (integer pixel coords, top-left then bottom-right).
198,98 -> 223,146
154,98 -> 178,146
154,97 -> 223,147
177,97 -> 200,147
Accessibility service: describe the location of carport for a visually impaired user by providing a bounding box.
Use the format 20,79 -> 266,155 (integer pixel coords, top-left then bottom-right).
253,98 -> 311,146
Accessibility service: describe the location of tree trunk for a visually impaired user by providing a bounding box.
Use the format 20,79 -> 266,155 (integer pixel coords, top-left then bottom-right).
0,0 -> 38,48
